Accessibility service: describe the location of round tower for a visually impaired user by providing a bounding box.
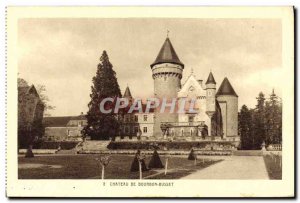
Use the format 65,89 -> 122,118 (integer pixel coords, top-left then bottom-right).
205,72 -> 217,138
150,36 -> 184,137
216,77 -> 238,141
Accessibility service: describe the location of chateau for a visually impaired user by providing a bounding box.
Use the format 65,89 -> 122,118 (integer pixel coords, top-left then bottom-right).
43,36 -> 239,143
122,36 -> 239,142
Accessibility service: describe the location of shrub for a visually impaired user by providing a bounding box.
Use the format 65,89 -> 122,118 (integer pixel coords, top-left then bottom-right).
34,141 -> 80,150
130,150 -> 148,172
148,150 -> 164,169
25,148 -> 34,158
107,141 -> 235,150
188,149 -> 197,160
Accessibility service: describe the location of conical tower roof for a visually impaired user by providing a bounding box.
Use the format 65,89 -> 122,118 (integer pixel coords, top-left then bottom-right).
123,86 -> 132,98
216,77 -> 238,97
151,37 -> 184,68
205,72 -> 216,84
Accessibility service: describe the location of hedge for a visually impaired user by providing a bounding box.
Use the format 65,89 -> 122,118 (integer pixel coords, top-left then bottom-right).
33,141 -> 80,150
107,141 -> 236,150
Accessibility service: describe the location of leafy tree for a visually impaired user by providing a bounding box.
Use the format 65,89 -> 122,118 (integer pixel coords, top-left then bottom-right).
83,51 -> 122,140
35,85 -> 56,116
18,78 -> 29,87
18,78 -> 55,116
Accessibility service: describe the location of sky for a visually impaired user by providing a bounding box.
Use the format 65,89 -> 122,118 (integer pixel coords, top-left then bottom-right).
18,18 -> 282,116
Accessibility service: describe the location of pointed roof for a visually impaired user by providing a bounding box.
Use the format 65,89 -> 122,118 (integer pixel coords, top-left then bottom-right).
150,37 -> 184,68
123,86 -> 132,98
216,77 -> 238,97
205,72 -> 216,85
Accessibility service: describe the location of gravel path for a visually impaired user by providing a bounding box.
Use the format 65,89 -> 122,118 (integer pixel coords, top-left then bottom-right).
182,156 -> 269,179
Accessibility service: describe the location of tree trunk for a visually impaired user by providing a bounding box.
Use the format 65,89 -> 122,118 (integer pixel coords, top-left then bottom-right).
101,165 -> 105,180
139,161 -> 142,180
165,158 -> 168,175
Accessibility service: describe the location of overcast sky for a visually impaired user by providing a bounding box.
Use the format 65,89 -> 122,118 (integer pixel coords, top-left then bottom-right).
18,18 -> 282,116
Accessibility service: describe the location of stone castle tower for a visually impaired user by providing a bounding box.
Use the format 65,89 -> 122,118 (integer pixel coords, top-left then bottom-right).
216,77 -> 238,140
205,72 -> 217,137
150,37 -> 184,136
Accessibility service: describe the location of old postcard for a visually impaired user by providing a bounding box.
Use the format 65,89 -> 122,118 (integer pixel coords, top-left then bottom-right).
6,7 -> 294,197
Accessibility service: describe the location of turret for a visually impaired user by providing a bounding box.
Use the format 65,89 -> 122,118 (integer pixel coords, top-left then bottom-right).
151,36 -> 184,98
150,36 -> 184,136
216,77 -> 238,140
205,72 -> 216,117
123,86 -> 133,103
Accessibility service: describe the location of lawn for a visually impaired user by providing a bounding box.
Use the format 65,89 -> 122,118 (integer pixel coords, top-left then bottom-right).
18,154 -> 221,179
263,154 -> 282,180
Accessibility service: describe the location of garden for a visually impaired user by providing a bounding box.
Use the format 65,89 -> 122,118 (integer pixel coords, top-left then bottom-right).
18,151 -> 221,179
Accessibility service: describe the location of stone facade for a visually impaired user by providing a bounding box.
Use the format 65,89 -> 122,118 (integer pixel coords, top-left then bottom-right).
149,36 -> 239,142
43,113 -> 86,141
120,86 -> 155,139
121,112 -> 154,139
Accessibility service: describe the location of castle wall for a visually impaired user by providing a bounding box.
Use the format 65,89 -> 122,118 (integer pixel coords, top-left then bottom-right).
217,95 -> 238,140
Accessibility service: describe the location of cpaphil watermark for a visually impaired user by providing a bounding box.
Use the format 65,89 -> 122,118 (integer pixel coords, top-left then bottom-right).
99,97 -> 198,114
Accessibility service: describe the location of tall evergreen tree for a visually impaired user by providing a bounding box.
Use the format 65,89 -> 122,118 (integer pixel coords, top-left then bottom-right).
238,105 -> 253,149
265,90 -> 282,145
252,92 -> 266,149
83,51 -> 122,140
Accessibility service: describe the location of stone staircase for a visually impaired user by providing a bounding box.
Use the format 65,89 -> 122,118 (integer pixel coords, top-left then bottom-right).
77,140 -> 111,153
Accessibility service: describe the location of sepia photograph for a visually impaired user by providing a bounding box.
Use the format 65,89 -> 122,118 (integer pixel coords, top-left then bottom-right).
6,6 -> 294,198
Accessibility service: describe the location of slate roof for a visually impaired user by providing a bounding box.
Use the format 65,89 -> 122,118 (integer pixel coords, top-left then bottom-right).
216,77 -> 238,97
43,114 -> 86,127
205,72 -> 216,85
123,86 -> 132,98
151,37 -> 184,68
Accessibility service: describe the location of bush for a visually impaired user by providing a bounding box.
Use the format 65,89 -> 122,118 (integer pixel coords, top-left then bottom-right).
34,141 -> 80,150
107,141 -> 236,150
188,149 -> 197,160
130,150 -> 148,172
148,150 -> 164,169
25,148 -> 34,158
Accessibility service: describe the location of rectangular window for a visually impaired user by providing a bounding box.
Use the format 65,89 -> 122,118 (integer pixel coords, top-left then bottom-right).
143,115 -> 148,121
143,127 -> 147,133
134,126 -> 139,133
134,115 -> 138,122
